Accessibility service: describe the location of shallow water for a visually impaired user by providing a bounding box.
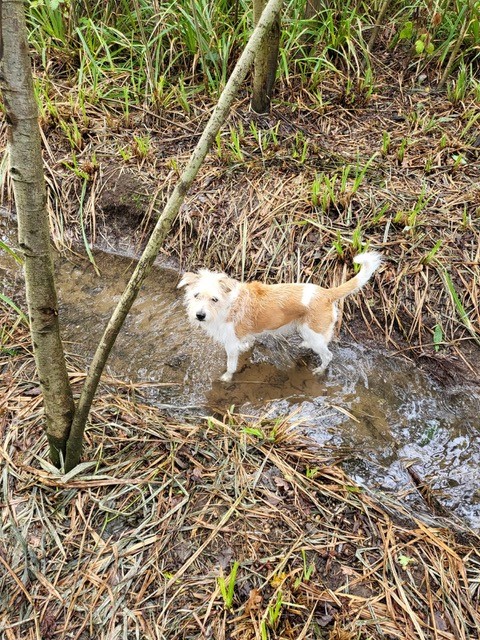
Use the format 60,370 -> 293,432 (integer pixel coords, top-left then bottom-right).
2,215 -> 480,529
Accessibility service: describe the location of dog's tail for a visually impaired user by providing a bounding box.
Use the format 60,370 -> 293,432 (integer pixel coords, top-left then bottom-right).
326,252 -> 382,302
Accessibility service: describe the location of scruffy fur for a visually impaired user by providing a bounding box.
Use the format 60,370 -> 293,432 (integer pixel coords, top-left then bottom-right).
178,252 -> 382,382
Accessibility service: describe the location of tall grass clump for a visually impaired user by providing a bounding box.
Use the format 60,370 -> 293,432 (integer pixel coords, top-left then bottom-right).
26,0 -> 479,119
27,0 -> 253,112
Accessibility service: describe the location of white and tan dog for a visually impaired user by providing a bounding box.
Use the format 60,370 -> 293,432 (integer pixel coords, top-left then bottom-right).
178,252 -> 382,382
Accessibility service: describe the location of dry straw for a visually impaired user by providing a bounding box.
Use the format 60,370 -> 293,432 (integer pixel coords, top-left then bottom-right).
1,310 -> 479,639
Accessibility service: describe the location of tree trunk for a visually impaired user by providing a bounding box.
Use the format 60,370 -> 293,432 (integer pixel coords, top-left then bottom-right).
0,0 -> 75,467
304,0 -> 321,20
64,0 -> 285,472
368,0 -> 390,52
298,0 -> 322,57
251,0 -> 281,113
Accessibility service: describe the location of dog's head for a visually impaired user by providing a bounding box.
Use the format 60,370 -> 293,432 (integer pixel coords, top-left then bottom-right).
177,269 -> 238,325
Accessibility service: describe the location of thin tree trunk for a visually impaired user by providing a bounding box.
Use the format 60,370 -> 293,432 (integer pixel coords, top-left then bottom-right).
304,0 -> 321,20
295,0 -> 322,60
64,0 -> 285,472
0,0 -> 75,466
368,0 -> 390,51
251,0 -> 281,113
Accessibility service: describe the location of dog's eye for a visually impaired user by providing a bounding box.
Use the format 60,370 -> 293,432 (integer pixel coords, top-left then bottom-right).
211,297 -> 218,303
194,293 -> 199,298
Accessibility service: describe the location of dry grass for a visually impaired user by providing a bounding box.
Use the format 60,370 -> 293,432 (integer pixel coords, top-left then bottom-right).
2,56 -> 477,370
1,311 -> 480,639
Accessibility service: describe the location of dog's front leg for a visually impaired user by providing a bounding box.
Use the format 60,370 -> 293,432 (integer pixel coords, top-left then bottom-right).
220,346 -> 240,382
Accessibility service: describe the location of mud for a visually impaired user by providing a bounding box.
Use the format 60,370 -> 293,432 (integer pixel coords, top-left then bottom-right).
1,213 -> 480,529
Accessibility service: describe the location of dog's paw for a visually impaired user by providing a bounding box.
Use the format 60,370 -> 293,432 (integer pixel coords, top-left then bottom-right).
220,372 -> 233,382
312,366 -> 327,375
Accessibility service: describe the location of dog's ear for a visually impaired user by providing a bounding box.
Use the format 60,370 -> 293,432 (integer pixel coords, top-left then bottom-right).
218,276 -> 237,294
177,272 -> 198,289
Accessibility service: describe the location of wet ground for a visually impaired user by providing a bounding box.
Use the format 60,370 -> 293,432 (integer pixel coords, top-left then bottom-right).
2,215 -> 480,529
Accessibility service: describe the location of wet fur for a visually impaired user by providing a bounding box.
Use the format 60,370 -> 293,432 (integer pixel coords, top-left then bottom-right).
178,252 -> 382,382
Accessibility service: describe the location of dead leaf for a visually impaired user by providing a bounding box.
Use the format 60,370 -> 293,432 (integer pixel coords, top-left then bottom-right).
273,476 -> 291,492
191,466 -> 203,480
434,610 -> 449,631
245,588 -> 262,615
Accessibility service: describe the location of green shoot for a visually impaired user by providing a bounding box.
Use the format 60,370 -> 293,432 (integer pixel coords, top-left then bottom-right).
433,324 -> 443,352
441,268 -> 479,345
422,240 -> 442,265
217,560 -> 239,610
79,178 -> 99,275
381,130 -> 391,156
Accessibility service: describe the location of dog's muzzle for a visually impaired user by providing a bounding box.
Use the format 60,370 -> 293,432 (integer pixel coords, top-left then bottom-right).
196,311 -> 206,322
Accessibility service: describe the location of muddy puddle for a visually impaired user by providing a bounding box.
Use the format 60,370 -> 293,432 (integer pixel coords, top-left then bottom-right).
2,215 -> 480,530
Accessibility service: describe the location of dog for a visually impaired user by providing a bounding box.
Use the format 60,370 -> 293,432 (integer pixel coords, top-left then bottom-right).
178,251 -> 382,382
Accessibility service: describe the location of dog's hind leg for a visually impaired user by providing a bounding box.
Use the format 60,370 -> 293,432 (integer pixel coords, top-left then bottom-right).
299,325 -> 333,375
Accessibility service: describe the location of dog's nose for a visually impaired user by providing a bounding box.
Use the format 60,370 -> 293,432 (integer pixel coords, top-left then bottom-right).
196,311 -> 206,321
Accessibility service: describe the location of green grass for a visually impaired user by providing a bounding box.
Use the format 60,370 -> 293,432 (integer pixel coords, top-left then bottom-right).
26,0 -> 480,123
0,293 -> 28,323
0,239 -> 23,265
217,560 -> 239,610
441,267 -> 480,344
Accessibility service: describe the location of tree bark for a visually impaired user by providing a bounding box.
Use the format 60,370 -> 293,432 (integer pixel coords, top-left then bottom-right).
368,0 -> 390,51
64,0 -> 285,472
0,0 -> 75,466
298,0 -> 322,57
251,0 -> 281,114
304,0 -> 321,20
